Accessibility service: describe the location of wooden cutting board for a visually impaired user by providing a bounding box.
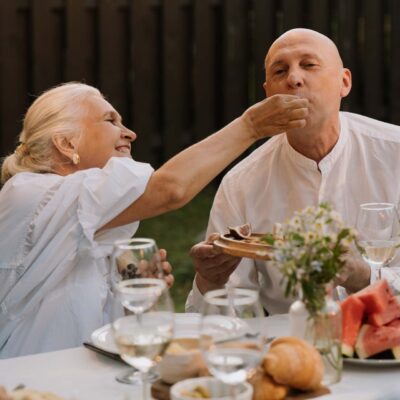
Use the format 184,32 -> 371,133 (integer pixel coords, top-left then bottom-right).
151,379 -> 330,400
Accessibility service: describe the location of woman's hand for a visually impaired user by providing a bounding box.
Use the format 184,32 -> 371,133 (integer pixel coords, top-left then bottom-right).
242,94 -> 309,140
159,248 -> 174,288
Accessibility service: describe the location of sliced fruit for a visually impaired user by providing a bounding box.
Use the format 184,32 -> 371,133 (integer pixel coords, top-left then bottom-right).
354,279 -> 393,314
388,320 -> 400,359
387,318 -> 400,328
341,295 -> 365,357
228,223 -> 252,239
367,295 -> 400,326
355,324 -> 400,359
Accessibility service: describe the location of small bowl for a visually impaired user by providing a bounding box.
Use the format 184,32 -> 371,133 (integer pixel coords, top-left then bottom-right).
159,338 -> 205,384
171,377 -> 253,400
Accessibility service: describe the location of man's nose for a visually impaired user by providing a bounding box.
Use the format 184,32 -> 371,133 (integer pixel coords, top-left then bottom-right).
287,70 -> 304,88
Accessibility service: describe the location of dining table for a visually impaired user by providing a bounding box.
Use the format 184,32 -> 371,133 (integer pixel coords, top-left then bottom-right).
1,314 -> 400,400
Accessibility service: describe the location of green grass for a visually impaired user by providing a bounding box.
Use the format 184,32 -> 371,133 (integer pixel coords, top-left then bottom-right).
135,186 -> 216,311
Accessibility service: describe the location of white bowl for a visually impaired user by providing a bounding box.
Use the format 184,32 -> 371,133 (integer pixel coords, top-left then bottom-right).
170,377 -> 253,400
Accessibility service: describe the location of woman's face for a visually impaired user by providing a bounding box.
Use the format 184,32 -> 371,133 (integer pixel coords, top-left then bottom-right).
75,95 -> 136,169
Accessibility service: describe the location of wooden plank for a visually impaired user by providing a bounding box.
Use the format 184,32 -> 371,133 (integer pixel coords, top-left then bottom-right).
252,0 -> 276,102
130,0 -> 161,166
222,0 -> 249,124
0,0 -> 29,155
162,0 -> 190,159
65,0 -> 96,85
193,0 -> 217,142
308,0 -> 330,35
281,0 -> 304,32
363,0 -> 385,119
32,0 -> 62,93
389,0 -> 400,124
98,0 -> 128,119
336,0 -> 361,113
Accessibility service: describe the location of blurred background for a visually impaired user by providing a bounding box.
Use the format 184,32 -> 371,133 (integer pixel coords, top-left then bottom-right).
1,0 -> 400,309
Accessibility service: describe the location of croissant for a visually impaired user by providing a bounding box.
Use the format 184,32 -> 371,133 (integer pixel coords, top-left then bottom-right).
248,368 -> 288,400
262,336 -> 324,391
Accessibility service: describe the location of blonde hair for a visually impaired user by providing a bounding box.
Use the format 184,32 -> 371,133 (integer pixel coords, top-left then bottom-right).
1,82 -> 102,184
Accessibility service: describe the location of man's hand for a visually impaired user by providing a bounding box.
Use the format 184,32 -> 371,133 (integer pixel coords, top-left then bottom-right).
242,94 -> 309,140
335,253 -> 371,293
190,233 -> 241,295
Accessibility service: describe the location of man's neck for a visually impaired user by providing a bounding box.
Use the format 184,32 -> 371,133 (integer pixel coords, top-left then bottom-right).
286,115 -> 341,163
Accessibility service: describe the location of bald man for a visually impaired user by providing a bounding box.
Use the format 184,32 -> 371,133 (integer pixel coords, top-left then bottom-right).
186,29 -> 400,314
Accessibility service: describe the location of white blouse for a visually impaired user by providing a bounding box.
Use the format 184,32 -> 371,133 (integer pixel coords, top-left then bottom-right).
0,157 -> 153,358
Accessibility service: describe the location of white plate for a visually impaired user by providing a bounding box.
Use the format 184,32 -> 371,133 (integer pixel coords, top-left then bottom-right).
344,357 -> 400,367
91,313 -> 249,354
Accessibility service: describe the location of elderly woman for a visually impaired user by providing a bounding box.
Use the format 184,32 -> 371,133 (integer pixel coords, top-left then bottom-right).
0,82 -> 308,358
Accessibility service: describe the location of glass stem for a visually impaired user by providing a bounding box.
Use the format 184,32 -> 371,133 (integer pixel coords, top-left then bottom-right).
229,384 -> 238,400
141,371 -> 149,400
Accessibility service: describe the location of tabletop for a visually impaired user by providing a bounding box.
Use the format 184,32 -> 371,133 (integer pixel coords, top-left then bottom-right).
1,314 -> 400,400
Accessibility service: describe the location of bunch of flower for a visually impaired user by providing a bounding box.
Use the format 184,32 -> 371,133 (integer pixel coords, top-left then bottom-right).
262,203 -> 356,315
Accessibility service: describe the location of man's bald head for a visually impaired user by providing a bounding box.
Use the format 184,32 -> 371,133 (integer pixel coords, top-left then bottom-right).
265,29 -> 343,72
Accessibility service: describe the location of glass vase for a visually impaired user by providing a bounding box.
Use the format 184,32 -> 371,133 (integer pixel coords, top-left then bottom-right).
305,291 -> 342,385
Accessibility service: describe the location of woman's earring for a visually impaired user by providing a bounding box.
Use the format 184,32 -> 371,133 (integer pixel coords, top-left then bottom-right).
72,153 -> 80,165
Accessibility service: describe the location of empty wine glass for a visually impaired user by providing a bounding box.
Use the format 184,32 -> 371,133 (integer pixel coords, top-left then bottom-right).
355,203 -> 400,280
111,238 -> 172,385
199,288 -> 265,399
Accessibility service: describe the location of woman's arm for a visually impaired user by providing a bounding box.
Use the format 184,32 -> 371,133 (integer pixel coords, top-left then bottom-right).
101,94 -> 308,229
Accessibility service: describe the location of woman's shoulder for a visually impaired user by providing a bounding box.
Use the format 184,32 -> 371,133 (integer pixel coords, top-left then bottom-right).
1,172 -> 62,198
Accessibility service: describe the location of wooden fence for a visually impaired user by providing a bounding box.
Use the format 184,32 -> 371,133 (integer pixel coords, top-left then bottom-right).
1,0 -> 400,167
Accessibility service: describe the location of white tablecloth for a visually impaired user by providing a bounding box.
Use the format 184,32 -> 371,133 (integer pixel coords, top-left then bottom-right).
1,314 -> 400,400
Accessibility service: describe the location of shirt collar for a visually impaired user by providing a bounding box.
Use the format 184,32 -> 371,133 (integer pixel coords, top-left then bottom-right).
282,112 -> 349,173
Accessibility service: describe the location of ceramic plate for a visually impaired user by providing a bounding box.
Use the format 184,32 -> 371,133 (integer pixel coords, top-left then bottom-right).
213,234 -> 273,260
344,357 -> 400,367
91,313 -> 249,354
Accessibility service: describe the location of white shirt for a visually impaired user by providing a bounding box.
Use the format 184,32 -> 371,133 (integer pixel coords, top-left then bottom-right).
186,112 -> 400,315
0,157 -> 153,358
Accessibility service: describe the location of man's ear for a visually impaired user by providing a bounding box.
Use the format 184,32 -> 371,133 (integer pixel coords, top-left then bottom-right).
340,68 -> 352,98
263,81 -> 268,97
52,135 -> 77,160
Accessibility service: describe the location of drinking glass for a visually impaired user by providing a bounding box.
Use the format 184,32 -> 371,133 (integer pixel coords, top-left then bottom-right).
113,280 -> 174,400
111,238 -> 172,385
199,288 -> 265,399
355,203 -> 400,280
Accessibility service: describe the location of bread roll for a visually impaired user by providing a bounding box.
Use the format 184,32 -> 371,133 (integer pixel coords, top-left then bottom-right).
262,336 -> 324,391
249,368 -> 288,400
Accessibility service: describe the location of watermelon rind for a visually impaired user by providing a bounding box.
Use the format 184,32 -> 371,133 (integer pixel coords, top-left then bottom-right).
355,325 -> 370,359
392,346 -> 400,360
341,342 -> 354,358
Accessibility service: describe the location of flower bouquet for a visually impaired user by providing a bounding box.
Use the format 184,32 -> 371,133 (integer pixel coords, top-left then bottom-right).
262,203 -> 356,385
262,202 -> 356,314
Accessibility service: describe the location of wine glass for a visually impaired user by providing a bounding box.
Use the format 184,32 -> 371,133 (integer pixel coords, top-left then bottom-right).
112,280 -> 174,400
355,203 -> 400,280
199,288 -> 265,399
111,237 -> 172,385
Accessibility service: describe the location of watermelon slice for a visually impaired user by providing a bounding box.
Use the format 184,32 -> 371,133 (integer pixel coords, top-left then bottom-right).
386,319 -> 400,359
367,295 -> 400,327
341,296 -> 365,357
355,323 -> 400,359
355,279 -> 393,314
